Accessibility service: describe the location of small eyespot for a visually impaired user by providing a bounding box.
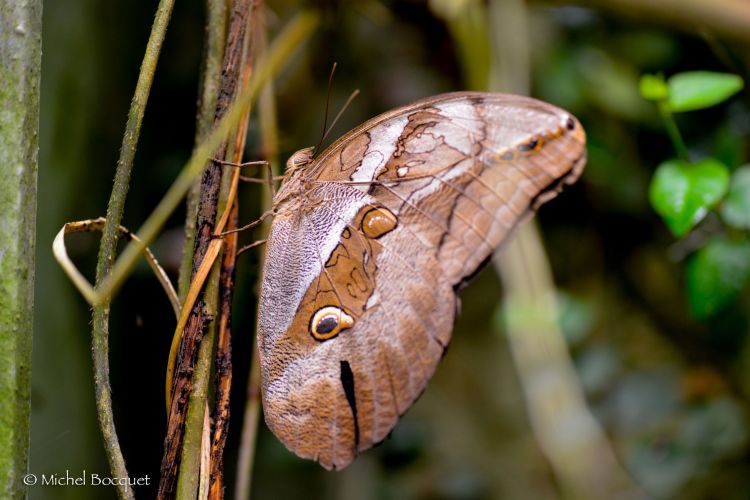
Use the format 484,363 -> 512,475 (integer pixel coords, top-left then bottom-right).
310,306 -> 354,341
518,137 -> 539,152
566,116 -> 576,130
361,207 -> 397,239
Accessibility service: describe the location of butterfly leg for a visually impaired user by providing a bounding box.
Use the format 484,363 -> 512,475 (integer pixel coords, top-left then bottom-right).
218,207 -> 275,237
237,238 -> 266,256
212,158 -> 278,199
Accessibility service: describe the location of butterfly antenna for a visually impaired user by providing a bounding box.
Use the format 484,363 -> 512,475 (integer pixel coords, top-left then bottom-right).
320,89 -> 360,146
313,62 -> 338,157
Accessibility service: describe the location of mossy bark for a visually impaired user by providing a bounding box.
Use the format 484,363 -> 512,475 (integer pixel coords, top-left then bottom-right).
0,0 -> 42,497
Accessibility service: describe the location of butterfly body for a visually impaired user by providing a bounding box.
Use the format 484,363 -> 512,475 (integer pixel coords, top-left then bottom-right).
257,92 -> 586,469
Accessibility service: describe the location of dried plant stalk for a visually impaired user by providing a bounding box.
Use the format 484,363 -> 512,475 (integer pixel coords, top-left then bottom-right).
159,1 -> 254,497
209,8 -> 260,494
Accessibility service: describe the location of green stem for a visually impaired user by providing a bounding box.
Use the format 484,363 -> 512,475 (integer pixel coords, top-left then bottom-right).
0,0 -> 41,497
91,0 -> 175,497
176,33 -> 245,499
179,0 -> 228,302
94,10 -> 319,305
175,270 -> 220,500
175,9 -> 319,499
658,101 -> 690,161
177,205 -> 232,499
174,2 -> 230,492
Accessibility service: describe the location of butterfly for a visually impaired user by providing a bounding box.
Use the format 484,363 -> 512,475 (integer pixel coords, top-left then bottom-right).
256,91 -> 586,470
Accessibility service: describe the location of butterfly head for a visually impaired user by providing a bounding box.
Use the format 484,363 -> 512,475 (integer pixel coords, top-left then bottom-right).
273,146 -> 318,207
285,146 -> 315,174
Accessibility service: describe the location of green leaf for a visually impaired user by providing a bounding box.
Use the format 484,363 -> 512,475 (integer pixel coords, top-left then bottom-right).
640,73 -> 668,101
667,71 -> 744,112
721,166 -> 750,229
686,237 -> 750,319
649,158 -> 730,236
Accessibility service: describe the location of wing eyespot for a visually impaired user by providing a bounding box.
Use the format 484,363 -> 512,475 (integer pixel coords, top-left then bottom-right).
310,306 -> 354,341
518,137 -> 539,152
361,207 -> 398,239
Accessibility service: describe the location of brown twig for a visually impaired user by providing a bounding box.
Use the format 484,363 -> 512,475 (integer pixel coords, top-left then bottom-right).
209,5 -> 261,494
544,0 -> 750,42
179,0 -> 228,302
159,306 -> 211,498
208,199 -> 237,500
158,1 -> 254,497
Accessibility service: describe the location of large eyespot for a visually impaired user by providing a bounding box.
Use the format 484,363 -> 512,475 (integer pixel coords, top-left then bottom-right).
361,207 -> 397,239
310,306 -> 354,341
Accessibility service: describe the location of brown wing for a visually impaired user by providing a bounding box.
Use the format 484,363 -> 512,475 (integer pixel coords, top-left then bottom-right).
309,91 -> 586,283
257,92 -> 586,470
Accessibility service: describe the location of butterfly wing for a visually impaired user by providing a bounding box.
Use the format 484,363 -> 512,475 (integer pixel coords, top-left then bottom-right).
258,92 -> 586,469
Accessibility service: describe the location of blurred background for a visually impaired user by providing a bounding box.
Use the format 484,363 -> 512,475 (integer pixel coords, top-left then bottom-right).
34,0 -> 750,498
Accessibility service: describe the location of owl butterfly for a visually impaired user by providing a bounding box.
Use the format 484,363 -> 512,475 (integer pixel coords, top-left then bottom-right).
257,92 -> 586,470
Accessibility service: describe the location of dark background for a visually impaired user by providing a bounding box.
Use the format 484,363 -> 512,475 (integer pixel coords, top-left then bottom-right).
33,1 -> 750,498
